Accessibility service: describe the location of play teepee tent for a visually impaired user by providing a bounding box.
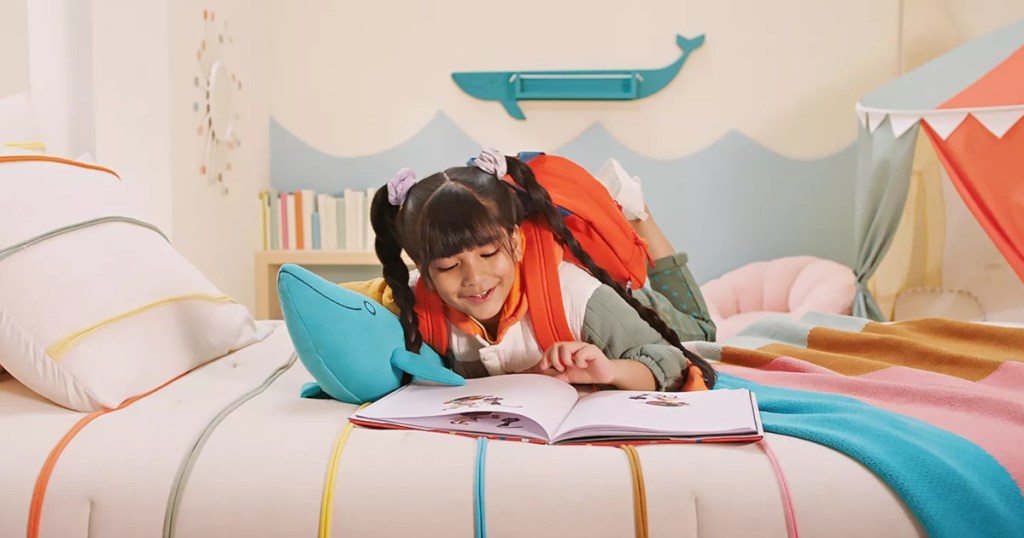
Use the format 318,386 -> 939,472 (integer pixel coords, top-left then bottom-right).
851,16 -> 1024,321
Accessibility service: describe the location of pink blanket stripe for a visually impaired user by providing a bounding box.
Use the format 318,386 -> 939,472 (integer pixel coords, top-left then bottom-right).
717,359 -> 1024,491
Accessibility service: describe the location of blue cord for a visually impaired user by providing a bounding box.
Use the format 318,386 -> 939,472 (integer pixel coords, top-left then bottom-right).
475,437 -> 488,538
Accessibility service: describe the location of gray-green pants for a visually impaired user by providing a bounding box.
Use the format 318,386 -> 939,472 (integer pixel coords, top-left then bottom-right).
633,253 -> 717,342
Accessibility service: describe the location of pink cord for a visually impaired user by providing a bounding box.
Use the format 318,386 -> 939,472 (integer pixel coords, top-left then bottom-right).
758,438 -> 799,538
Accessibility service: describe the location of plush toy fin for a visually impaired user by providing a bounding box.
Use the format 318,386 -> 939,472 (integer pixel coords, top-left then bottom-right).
390,348 -> 466,386
300,382 -> 333,399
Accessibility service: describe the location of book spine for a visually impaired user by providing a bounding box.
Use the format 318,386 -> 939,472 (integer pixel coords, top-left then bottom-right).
335,197 -> 346,250
301,189 -> 316,250
311,211 -> 321,250
286,193 -> 297,250
269,189 -> 280,250
294,191 -> 304,249
280,192 -> 290,250
324,194 -> 337,250
258,191 -> 269,250
344,189 -> 359,250
316,193 -> 331,250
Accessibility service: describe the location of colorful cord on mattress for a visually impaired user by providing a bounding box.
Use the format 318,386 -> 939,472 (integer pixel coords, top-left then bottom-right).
620,445 -> 649,538
475,438 -> 488,538
24,339 -> 298,538
695,313 -> 1024,538
27,371 -> 193,538
163,353 -> 299,538
318,405 -> 366,538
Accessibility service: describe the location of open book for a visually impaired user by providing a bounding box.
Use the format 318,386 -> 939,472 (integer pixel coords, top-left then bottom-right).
350,374 -> 763,445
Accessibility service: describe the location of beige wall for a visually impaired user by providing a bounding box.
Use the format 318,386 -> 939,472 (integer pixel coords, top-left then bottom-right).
269,0 -> 899,161
77,0 -> 1024,314
0,0 -> 29,97
91,0 -> 270,312
169,0 -> 271,316
92,1 -> 174,240
268,0 -> 1024,163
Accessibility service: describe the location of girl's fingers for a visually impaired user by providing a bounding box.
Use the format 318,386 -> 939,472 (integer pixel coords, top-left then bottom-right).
573,345 -> 599,368
559,345 -> 574,371
545,346 -> 565,372
544,342 -> 593,373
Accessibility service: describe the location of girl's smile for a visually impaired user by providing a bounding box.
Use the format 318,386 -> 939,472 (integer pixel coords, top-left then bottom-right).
461,287 -> 496,304
426,231 -> 521,333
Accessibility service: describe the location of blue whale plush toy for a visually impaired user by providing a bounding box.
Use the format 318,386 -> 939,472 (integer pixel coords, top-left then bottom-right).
277,263 -> 465,403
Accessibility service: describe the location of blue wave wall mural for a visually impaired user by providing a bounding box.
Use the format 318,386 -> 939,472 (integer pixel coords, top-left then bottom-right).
270,112 -> 856,282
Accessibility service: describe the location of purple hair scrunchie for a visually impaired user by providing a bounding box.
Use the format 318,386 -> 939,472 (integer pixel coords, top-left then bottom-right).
474,147 -> 507,178
387,167 -> 417,206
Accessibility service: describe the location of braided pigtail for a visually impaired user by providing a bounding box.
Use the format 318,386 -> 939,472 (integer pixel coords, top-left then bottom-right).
369,187 -> 424,354
504,156 -> 717,388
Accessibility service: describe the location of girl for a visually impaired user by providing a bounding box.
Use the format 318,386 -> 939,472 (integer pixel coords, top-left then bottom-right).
349,149 -> 717,391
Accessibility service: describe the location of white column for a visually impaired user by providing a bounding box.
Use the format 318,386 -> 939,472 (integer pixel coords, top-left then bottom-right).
0,0 -> 30,98
27,0 -> 95,158
90,0 -> 173,238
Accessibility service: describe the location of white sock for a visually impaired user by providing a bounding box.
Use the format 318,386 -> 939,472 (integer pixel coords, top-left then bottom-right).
594,158 -> 648,221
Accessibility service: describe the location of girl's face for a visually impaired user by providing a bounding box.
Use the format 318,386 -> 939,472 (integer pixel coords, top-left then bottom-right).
426,230 -> 519,326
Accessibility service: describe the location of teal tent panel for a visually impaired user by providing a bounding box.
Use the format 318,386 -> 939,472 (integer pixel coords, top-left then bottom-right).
860,17 -> 1024,110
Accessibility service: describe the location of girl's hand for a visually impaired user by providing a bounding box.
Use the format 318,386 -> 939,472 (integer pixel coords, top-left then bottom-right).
536,342 -> 615,386
517,342 -> 657,391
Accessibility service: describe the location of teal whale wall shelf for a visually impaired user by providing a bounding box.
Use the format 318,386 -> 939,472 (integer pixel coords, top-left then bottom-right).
451,34 -> 705,120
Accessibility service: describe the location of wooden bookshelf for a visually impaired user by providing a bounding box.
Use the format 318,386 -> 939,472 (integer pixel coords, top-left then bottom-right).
254,250 -> 383,320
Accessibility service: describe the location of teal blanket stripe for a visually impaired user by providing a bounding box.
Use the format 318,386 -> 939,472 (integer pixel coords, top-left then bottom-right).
475,437 -> 488,538
717,373 -> 1024,538
162,349 -> 298,538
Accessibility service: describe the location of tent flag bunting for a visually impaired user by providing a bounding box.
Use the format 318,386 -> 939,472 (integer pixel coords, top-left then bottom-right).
855,104 -> 1024,140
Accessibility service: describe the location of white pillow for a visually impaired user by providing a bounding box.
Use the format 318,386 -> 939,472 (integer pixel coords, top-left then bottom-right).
0,92 -> 45,152
0,154 -> 267,411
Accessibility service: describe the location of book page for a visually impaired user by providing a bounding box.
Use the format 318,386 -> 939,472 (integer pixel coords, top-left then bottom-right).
370,411 -> 552,441
553,389 -> 759,443
354,374 -> 579,441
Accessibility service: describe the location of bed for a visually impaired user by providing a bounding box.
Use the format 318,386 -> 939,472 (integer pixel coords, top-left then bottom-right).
1,149 -> 1022,538
1,320 -> 930,538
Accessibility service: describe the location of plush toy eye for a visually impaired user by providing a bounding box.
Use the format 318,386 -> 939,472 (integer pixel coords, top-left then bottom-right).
363,300 -> 377,315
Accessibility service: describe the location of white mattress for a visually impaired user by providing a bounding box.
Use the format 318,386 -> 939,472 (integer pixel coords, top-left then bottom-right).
0,321 -> 921,538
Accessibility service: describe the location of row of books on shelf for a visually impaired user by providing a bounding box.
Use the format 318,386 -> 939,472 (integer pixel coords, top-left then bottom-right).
258,188 -> 377,251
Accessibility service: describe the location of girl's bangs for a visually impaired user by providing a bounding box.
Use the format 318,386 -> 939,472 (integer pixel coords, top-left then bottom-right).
419,190 -> 511,263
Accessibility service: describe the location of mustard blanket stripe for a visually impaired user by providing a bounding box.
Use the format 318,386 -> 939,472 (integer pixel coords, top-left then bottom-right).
47,294 -> 235,360
319,406 -> 367,538
620,445 -> 649,538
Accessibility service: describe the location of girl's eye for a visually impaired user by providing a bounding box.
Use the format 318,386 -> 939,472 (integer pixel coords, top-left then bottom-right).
434,263 -> 457,272
481,249 -> 500,258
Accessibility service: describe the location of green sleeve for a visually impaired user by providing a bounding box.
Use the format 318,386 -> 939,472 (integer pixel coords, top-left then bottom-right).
581,285 -> 688,391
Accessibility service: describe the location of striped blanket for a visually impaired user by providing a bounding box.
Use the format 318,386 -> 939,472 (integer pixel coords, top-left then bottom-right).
694,313 -> 1024,537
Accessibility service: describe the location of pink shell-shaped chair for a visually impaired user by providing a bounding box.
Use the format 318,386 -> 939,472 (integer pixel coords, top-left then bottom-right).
700,256 -> 857,341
